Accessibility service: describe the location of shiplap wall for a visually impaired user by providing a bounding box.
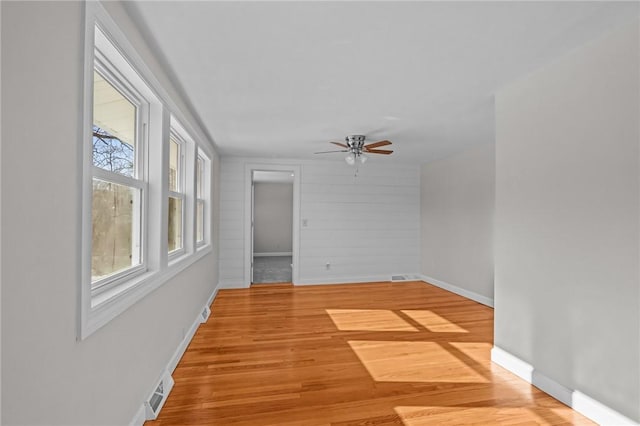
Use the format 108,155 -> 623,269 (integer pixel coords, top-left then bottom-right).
219,157 -> 420,287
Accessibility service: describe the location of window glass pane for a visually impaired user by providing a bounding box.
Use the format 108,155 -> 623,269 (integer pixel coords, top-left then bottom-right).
169,137 -> 179,192
196,200 -> 205,243
196,156 -> 204,198
93,71 -> 136,177
92,179 -> 141,283
168,197 -> 183,252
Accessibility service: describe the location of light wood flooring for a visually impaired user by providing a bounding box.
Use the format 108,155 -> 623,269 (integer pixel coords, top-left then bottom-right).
146,281 -> 594,425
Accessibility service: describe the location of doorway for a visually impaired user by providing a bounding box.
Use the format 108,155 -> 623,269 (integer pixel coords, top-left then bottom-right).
244,164 -> 301,286
252,171 -> 293,283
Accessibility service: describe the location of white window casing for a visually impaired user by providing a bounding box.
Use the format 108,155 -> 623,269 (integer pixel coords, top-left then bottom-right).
196,151 -> 211,248
79,2 -> 214,340
91,59 -> 149,295
168,128 -> 187,260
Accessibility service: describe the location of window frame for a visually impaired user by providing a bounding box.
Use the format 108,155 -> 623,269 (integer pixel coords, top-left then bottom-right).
79,3 -> 215,341
196,150 -> 211,248
90,57 -> 150,295
167,130 -> 186,259
93,57 -> 145,179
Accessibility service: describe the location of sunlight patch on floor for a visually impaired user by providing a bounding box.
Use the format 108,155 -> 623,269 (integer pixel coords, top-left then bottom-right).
326,309 -> 418,332
401,310 -> 468,333
394,405 -> 586,425
448,342 -> 492,363
348,341 -> 488,383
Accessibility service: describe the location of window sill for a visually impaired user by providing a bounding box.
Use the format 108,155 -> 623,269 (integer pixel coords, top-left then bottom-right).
81,245 -> 212,339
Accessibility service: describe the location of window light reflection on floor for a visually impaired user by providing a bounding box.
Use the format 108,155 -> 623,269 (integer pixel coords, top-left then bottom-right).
401,310 -> 469,333
448,342 -> 492,364
348,341 -> 488,383
326,309 -> 418,332
393,405 -> 585,426
325,309 -> 469,333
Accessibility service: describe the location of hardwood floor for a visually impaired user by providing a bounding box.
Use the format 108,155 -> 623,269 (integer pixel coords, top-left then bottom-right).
147,282 -> 594,425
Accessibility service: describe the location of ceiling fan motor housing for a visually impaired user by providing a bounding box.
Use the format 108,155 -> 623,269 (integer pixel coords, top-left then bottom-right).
346,135 -> 366,153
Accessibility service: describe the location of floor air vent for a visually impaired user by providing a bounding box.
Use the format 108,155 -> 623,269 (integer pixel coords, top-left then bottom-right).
145,370 -> 174,420
200,306 -> 211,323
392,274 -> 421,282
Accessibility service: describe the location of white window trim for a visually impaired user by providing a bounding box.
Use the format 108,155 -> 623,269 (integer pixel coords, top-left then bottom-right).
168,130 -> 186,260
196,151 -> 211,248
79,3 -> 214,340
91,59 -> 149,293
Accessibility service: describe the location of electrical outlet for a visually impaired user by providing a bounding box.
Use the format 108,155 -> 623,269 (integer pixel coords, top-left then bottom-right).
325,262 -> 330,270
302,219 -> 308,227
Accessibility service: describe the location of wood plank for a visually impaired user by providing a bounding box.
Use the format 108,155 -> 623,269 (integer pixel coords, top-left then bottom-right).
146,282 -> 594,425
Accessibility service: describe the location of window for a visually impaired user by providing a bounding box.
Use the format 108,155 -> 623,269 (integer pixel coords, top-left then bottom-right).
196,153 -> 206,246
168,132 -> 184,255
81,6 -> 214,340
91,59 -> 147,291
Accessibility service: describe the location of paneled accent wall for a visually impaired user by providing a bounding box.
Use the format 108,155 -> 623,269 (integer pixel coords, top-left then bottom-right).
218,159 -> 246,285
219,157 -> 420,287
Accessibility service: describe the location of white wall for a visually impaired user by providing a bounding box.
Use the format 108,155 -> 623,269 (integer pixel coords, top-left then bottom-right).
0,2 -> 3,420
495,19 -> 639,422
220,157 -> 420,286
1,2 -> 220,425
253,182 -> 293,254
420,142 -> 495,303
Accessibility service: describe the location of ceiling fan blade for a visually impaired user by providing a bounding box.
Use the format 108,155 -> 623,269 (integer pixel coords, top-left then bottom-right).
365,140 -> 392,149
364,148 -> 393,155
330,141 -> 349,148
314,150 -> 349,154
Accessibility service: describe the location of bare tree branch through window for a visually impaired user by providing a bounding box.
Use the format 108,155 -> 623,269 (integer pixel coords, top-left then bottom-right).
92,125 -> 134,177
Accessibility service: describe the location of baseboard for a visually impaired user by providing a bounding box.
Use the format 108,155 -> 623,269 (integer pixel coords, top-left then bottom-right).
419,274 -> 494,308
253,251 -> 292,257
130,284 -> 220,426
295,274 -> 394,286
167,311 -> 201,373
491,346 -> 638,426
168,283 -> 219,372
223,275 -> 425,288
129,404 -> 146,426
206,285 -> 218,307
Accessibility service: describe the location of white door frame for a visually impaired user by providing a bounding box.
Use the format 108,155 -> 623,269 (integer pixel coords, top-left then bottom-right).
244,163 -> 301,287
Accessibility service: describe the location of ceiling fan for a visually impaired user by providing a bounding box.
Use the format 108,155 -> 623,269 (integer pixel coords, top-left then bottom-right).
315,135 -> 393,165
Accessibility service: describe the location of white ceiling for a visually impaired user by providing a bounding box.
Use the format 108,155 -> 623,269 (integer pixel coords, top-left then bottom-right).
124,1 -> 639,164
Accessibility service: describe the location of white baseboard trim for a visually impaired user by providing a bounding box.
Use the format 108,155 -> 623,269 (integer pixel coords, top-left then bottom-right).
130,284 -> 220,426
419,274 -> 494,308
129,404 -> 146,426
491,346 -> 638,426
223,274 -> 426,288
206,285 -> 218,307
253,251 -> 292,257
168,283 -> 219,373
295,274 -> 393,286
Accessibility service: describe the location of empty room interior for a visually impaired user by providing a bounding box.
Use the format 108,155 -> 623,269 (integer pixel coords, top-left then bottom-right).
1,1 -> 639,425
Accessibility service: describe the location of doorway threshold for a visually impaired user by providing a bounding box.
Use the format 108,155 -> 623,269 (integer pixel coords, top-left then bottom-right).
250,282 -> 293,288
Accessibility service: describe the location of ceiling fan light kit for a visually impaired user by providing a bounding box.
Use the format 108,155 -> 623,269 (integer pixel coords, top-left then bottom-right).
345,153 -> 355,165
315,134 -> 393,166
